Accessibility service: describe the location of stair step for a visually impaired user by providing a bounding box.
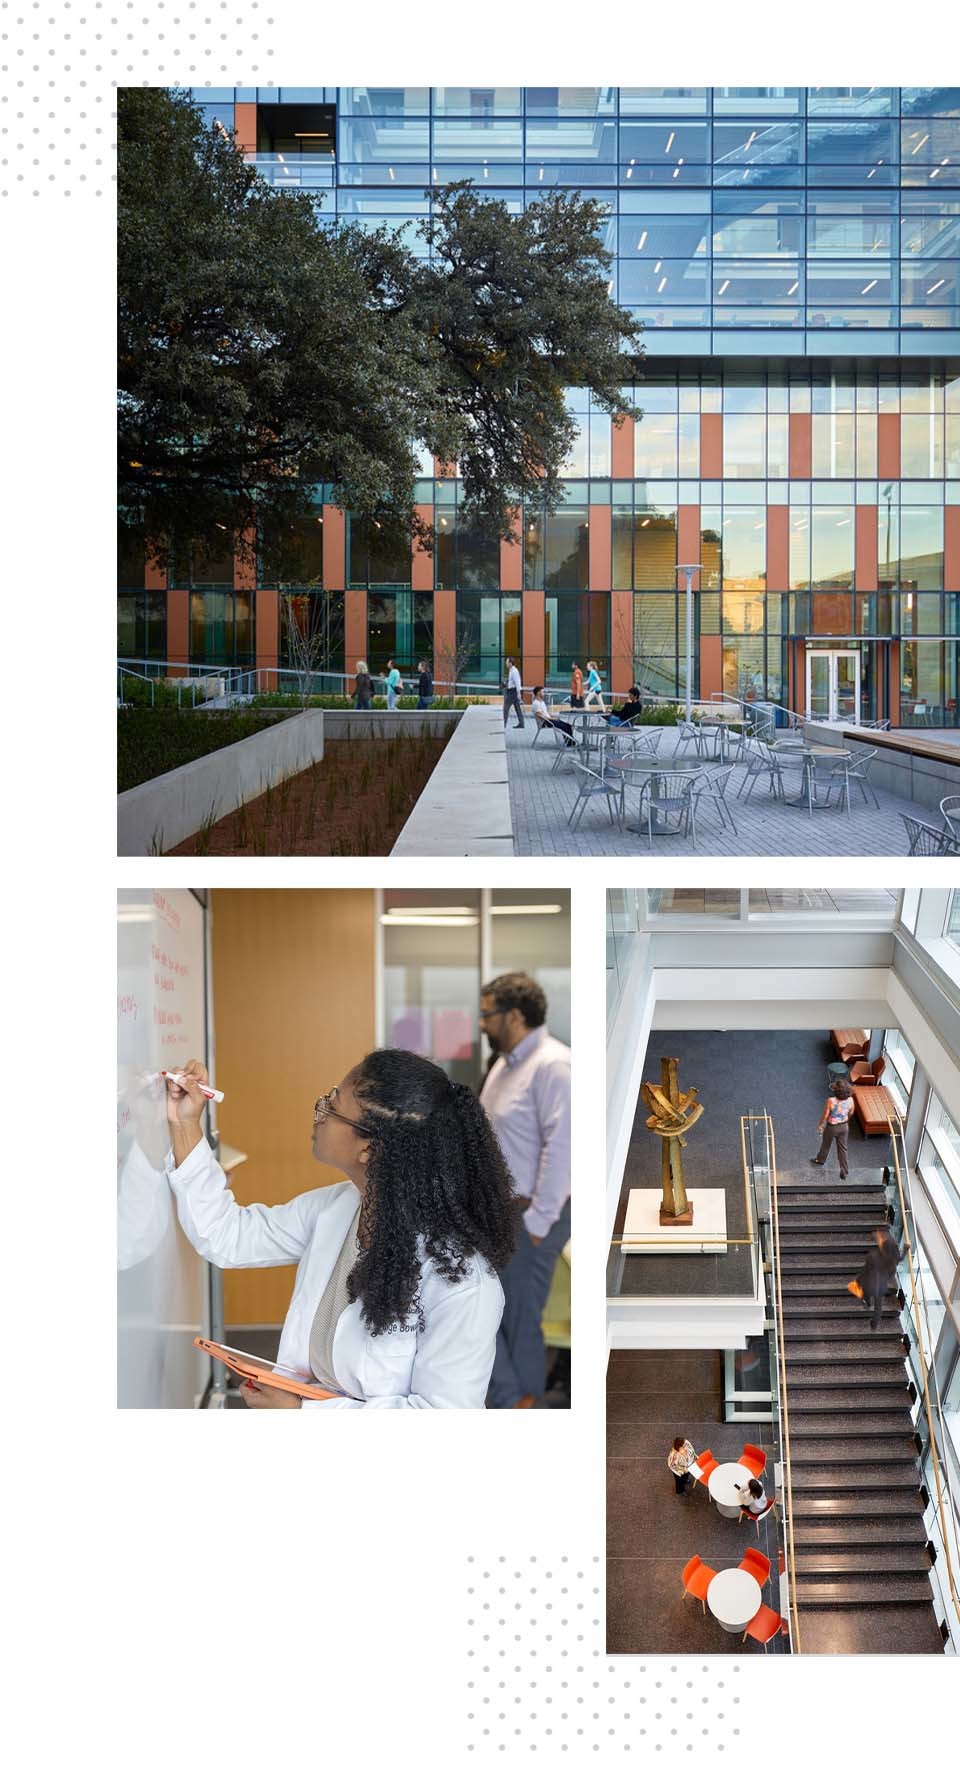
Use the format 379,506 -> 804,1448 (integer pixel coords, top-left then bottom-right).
791,1463 -> 920,1492
789,1436 -> 919,1465
784,1318 -> 902,1340
786,1387 -> 908,1412
795,1575 -> 933,1607
780,1231 -> 891,1249
792,1491 -> 923,1520
793,1517 -> 927,1547
781,1252 -> 892,1272
794,1548 -> 930,1576
776,1191 -> 887,1209
786,1341 -> 904,1364
787,1363 -> 907,1389
780,1296 -> 899,1317
790,1412 -> 914,1438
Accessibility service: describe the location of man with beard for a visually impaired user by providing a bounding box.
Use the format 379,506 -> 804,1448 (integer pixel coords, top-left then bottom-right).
479,972 -> 571,1408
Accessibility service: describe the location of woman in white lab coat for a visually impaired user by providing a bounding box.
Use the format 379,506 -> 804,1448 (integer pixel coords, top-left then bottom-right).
165,1049 -> 515,1408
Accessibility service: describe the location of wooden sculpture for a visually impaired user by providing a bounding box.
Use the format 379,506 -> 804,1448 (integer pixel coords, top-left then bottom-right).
641,1056 -> 704,1226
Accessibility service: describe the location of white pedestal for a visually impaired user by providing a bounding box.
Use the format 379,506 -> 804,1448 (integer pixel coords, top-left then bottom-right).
621,1187 -> 728,1254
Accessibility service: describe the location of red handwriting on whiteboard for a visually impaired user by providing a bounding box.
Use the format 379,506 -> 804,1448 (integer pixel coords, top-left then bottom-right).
154,1007 -> 183,1027
152,891 -> 182,933
117,994 -> 139,1020
154,973 -> 176,993
151,944 -> 187,976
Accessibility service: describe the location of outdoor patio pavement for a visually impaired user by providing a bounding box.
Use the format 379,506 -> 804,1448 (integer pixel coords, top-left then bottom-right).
504,722 -> 938,856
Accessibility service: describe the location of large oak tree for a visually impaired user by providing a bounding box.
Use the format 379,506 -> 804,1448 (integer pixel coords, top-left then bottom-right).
118,87 -> 643,572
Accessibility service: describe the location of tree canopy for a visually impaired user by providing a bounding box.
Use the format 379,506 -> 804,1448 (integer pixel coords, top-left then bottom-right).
118,87 -> 643,571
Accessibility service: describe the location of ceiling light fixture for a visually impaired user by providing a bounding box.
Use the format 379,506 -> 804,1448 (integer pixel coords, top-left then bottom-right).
489,904 -> 563,916
657,275 -> 668,292
911,133 -> 930,155
927,278 -> 945,294
787,280 -> 799,295
718,279 -> 730,295
637,229 -> 648,250
861,279 -> 878,294
665,131 -> 675,154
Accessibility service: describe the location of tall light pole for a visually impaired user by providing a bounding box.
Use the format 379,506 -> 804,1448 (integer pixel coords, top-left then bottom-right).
676,563 -> 702,725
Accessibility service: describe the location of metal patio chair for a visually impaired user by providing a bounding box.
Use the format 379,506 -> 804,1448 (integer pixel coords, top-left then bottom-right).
902,815 -> 960,856
940,796 -> 960,839
830,747 -> 880,812
566,758 -> 622,832
690,764 -> 739,837
634,769 -> 706,849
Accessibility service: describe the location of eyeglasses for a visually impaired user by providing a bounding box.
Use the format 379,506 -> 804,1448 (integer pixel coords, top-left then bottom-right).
313,1086 -> 375,1137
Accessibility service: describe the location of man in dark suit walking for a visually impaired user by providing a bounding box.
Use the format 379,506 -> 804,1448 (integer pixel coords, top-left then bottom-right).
849,1227 -> 901,1331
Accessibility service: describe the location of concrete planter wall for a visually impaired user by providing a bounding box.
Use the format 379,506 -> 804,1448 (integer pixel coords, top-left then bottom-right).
392,704 -> 514,856
118,711 -> 325,855
320,709 -> 461,741
804,721 -> 960,816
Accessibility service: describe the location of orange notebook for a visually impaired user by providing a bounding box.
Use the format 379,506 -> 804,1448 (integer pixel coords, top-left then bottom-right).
194,1337 -> 342,1401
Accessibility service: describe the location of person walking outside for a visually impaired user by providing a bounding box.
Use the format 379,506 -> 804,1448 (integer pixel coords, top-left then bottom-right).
384,659 -> 402,710
570,660 -> 585,708
479,972 -> 571,1408
503,656 -> 524,729
668,1435 -> 698,1496
849,1227 -> 902,1331
354,658 -> 373,710
417,659 -> 434,709
811,1076 -> 855,1180
584,659 -> 605,710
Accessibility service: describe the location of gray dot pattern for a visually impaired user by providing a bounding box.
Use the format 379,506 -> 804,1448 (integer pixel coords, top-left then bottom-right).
464,1556 -> 743,1754
0,0 -> 278,195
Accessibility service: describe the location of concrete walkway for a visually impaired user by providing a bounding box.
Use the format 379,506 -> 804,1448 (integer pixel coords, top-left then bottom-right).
505,725 -> 942,856
391,703 -> 513,855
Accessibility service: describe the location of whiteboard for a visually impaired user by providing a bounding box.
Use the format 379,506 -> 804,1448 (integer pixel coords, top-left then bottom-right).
117,888 -> 211,1407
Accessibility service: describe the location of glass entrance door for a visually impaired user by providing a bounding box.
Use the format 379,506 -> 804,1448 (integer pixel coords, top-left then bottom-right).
806,649 -> 860,723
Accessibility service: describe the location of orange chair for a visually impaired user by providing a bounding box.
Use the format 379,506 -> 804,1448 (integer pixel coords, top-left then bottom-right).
743,1603 -> 787,1650
740,1443 -> 767,1478
681,1555 -> 718,1613
738,1548 -> 771,1587
741,1493 -> 780,1537
694,1449 -> 719,1484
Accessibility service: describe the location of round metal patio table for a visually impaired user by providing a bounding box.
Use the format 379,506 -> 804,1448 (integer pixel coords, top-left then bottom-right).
608,759 -> 708,836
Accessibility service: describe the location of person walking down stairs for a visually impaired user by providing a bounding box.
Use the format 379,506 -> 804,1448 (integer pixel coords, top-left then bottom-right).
811,1078 -> 855,1180
848,1227 -> 902,1331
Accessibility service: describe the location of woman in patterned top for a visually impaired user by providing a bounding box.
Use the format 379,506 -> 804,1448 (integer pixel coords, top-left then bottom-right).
811,1076 -> 855,1180
667,1435 -> 698,1495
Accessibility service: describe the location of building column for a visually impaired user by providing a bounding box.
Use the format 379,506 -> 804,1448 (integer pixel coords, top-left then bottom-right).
411,502 -> 434,679
611,413 -> 635,479
588,504 -> 612,695
700,414 -> 723,478
233,102 -> 257,155
344,591 -> 367,681
789,413 -> 811,478
522,591 -> 545,692
611,591 -> 633,696
255,590 -> 279,687
432,588 -> 456,693
166,588 -> 190,676
878,414 -> 900,480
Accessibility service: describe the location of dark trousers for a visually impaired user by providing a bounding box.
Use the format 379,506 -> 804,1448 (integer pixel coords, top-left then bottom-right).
551,718 -> 575,744
503,688 -> 524,728
815,1121 -> 849,1177
487,1199 -> 571,1407
417,695 -> 434,709
674,1471 -> 693,1496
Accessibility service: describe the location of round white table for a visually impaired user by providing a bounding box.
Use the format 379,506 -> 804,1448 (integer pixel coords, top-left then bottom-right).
708,1460 -> 752,1518
706,1568 -> 762,1634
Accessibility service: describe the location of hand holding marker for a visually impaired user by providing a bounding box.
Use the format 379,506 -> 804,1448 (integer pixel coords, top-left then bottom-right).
162,1070 -> 224,1103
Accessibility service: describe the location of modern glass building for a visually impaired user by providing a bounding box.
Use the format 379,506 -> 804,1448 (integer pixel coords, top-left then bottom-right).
120,86 -> 960,724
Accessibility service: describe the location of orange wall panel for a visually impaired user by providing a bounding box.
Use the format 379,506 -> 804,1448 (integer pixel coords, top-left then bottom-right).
610,589 -> 634,695
767,505 -> 789,589
431,588 -> 456,687
235,526 -> 257,592
145,554 -> 167,592
588,505 -> 612,589
255,588 -> 279,683
677,506 -> 701,586
789,413 -> 811,479
344,589 -> 367,676
233,102 -> 257,155
500,510 -> 524,593
878,414 -> 900,480
699,635 -> 723,701
944,508 -> 960,593
701,413 -> 723,478
855,505 -> 878,593
522,590 -> 545,690
322,506 -> 346,590
611,413 -> 635,478
167,589 -> 189,675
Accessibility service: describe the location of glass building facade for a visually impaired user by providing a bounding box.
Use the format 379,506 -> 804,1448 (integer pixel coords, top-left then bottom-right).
120,86 -> 960,721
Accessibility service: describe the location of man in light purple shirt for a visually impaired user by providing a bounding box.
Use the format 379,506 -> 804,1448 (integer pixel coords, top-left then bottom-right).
479,972 -> 571,1408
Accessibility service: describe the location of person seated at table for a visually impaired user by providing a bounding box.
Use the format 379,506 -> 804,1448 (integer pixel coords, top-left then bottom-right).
736,1475 -> 768,1516
667,1434 -> 698,1496
531,686 -> 575,746
606,686 -> 644,726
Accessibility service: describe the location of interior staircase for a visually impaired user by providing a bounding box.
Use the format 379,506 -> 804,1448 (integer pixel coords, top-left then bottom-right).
775,1164 -> 942,1646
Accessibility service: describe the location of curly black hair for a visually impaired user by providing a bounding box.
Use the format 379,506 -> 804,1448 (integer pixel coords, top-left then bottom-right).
345,1048 -> 518,1336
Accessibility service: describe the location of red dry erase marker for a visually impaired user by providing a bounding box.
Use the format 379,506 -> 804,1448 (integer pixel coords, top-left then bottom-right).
161,1071 -> 225,1104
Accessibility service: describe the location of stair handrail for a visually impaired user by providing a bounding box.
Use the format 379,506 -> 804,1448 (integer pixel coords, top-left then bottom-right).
886,1111 -> 960,1623
763,1112 -> 803,1654
708,690 -> 807,732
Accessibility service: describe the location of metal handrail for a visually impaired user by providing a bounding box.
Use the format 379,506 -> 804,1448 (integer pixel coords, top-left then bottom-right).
709,690 -> 806,731
887,1111 -> 960,1623
610,1115 -> 757,1252
765,1112 -> 802,1654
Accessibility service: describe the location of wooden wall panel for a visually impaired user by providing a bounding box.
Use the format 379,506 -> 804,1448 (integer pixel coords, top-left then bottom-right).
211,890 -> 376,1325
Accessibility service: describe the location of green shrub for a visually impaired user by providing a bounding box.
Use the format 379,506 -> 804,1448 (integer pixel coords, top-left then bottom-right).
637,704 -> 681,727
118,709 -> 293,792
